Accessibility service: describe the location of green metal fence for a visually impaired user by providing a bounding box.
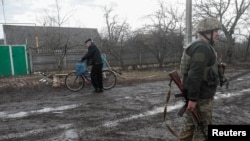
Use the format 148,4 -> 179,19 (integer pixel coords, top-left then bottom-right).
0,45 -> 30,76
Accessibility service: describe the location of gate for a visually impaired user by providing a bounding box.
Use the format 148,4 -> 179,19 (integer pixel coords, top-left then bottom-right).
0,45 -> 30,76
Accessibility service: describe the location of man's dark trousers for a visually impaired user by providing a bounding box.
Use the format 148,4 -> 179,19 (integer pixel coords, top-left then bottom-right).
91,63 -> 103,91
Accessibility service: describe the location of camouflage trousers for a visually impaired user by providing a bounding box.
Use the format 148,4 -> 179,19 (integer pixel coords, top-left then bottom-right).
179,98 -> 214,141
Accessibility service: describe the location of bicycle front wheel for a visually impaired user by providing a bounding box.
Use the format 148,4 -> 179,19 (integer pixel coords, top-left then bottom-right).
65,72 -> 85,92
102,70 -> 117,90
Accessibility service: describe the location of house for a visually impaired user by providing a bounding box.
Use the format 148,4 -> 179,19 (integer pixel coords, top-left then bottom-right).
2,25 -> 102,72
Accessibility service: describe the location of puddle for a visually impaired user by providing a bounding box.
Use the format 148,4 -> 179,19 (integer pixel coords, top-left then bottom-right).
103,102 -> 183,128
0,104 -> 81,119
103,88 -> 250,129
0,124 -> 72,140
215,88 -> 250,99
240,88 -> 250,92
79,103 -> 183,133
1,88 -> 249,140
64,129 -> 79,139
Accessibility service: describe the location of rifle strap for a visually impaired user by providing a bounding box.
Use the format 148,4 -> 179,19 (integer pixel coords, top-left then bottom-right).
163,80 -> 172,120
163,79 -> 193,140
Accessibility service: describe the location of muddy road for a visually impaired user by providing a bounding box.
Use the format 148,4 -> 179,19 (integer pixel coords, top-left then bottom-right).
0,68 -> 250,141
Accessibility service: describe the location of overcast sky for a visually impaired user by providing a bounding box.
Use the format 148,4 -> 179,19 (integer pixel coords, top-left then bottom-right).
0,0 -> 184,39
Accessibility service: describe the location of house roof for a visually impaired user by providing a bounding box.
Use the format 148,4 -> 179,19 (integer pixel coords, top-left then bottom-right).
2,25 -> 101,52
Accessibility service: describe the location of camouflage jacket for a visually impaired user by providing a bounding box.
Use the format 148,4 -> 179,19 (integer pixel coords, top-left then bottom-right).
180,40 -> 219,101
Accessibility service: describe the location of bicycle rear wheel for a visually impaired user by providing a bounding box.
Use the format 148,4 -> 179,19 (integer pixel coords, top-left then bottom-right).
65,72 -> 85,92
102,70 -> 117,90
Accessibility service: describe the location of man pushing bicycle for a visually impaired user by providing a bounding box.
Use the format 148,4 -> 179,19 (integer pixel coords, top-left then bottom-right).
81,38 -> 103,93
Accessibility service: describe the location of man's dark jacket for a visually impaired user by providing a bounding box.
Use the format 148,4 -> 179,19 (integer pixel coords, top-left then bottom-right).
81,43 -> 102,65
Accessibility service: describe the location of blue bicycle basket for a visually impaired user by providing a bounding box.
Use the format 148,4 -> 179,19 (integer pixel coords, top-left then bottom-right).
75,62 -> 88,76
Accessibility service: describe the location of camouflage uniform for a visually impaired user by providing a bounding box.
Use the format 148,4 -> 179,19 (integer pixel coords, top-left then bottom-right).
180,98 -> 213,141
179,18 -> 221,141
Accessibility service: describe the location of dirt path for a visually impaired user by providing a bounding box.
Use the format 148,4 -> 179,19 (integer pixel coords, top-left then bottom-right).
0,67 -> 250,141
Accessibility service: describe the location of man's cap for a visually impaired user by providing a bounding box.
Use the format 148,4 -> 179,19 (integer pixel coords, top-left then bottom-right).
85,38 -> 92,43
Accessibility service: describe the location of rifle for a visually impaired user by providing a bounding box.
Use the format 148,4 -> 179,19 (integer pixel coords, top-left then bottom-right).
218,54 -> 229,88
168,70 -> 207,141
168,70 -> 187,117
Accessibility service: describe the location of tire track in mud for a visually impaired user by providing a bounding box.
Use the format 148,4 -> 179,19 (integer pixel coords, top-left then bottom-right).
2,86 -> 249,141
0,124 -> 73,141
0,69 -> 250,141
227,70 -> 250,81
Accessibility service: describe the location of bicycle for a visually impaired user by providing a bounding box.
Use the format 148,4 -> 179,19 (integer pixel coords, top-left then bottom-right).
65,69 -> 117,92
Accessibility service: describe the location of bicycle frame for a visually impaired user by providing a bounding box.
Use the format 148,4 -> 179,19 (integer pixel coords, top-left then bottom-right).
65,69 -> 117,92
82,71 -> 111,82
83,73 -> 91,82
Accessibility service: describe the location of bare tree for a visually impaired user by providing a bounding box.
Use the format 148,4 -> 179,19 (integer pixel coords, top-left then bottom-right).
238,21 -> 250,61
102,6 -> 131,69
141,1 -> 185,67
244,34 -> 250,60
39,0 -> 74,71
236,10 -> 250,61
193,0 -> 250,63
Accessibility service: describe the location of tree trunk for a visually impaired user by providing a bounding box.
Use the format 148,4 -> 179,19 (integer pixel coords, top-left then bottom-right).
244,35 -> 250,61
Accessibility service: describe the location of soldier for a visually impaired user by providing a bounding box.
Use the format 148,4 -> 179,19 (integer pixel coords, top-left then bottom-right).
179,17 -> 222,141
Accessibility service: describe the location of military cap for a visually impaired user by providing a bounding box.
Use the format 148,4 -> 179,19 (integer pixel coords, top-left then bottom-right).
84,38 -> 92,43
196,17 -> 221,33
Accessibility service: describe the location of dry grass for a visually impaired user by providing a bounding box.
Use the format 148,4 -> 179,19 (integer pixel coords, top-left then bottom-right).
114,63 -> 250,84
3,63 -> 247,89
0,62 -> 244,91
115,68 -> 177,85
